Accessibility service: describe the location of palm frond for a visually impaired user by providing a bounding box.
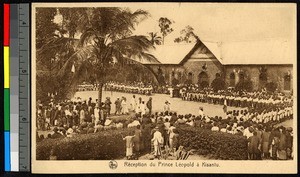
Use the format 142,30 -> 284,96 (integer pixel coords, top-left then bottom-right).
78,28 -> 98,47
57,45 -> 96,77
111,35 -> 154,53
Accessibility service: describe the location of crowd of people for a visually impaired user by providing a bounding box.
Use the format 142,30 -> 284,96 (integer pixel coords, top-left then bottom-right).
76,83 -> 98,91
105,81 -> 153,95
76,81 -> 173,95
36,95 -> 155,131
180,87 -> 293,109
37,88 -> 294,160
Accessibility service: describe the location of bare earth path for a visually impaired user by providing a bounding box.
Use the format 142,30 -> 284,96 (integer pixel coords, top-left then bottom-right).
73,90 -> 244,117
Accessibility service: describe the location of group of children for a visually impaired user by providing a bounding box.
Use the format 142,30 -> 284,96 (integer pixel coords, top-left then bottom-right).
181,88 -> 293,109
105,81 -> 153,95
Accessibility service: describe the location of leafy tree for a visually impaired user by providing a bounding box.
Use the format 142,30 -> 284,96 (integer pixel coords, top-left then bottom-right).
58,8 -> 88,38
57,7 -> 159,106
265,82 -> 277,93
36,8 -> 72,101
174,25 -> 198,43
158,17 -> 174,44
36,8 -> 59,48
211,77 -> 226,92
148,32 -> 162,45
235,79 -> 253,92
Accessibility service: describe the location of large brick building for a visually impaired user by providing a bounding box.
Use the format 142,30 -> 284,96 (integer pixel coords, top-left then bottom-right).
142,39 -> 294,92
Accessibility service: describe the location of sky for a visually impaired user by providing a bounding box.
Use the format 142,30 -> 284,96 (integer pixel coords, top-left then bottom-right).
128,3 -> 296,44
51,3 -> 296,44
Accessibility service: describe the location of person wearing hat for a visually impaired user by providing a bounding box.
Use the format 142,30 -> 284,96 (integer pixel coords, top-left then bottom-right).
151,127 -> 163,159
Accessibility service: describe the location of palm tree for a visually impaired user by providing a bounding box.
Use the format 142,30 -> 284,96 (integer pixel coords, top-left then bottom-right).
57,7 -> 159,106
148,32 -> 162,45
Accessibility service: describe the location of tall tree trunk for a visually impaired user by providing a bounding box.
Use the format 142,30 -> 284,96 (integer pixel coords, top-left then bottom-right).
98,82 -> 103,107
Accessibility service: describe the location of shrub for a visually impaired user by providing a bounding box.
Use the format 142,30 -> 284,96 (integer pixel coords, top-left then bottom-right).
36,128 -> 136,160
235,79 -> 253,92
265,82 -> 277,92
211,77 -> 226,91
176,125 -> 248,160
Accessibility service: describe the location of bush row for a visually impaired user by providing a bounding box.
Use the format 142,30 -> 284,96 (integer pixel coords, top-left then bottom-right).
176,125 -> 248,160
36,128 -> 136,160
37,124 -> 248,160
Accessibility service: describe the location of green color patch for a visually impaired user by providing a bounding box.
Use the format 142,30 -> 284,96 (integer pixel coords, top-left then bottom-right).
4,89 -> 10,131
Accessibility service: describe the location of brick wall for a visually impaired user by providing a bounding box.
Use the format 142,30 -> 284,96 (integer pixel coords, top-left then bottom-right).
224,65 -> 293,92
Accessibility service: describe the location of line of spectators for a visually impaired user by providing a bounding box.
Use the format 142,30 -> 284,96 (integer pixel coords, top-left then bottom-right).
105,81 -> 153,95
37,95 -> 293,160
180,88 -> 293,110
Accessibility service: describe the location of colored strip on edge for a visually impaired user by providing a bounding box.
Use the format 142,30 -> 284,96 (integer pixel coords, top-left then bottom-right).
4,4 -> 10,46
4,3 -> 11,171
4,132 -> 11,171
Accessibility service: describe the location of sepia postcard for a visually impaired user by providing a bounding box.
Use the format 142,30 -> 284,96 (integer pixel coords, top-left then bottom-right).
31,2 -> 297,174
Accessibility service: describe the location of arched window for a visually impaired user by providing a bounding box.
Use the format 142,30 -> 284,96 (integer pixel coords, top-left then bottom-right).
198,71 -> 209,88
215,73 -> 221,78
188,72 -> 193,80
229,72 -> 235,87
284,75 -> 291,90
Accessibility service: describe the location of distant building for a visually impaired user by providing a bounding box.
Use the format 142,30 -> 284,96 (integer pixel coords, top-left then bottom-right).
142,39 -> 293,92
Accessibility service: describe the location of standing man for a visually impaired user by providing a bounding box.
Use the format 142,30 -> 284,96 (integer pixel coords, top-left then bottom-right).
105,97 -> 112,116
140,101 -> 146,116
80,107 -> 85,124
223,97 -> 228,114
114,97 -> 121,115
94,105 -> 100,126
164,101 -> 171,112
151,127 -> 163,159
131,95 -> 137,112
146,97 -> 153,115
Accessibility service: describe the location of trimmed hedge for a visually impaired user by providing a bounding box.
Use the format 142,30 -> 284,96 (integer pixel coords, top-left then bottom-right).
37,124 -> 248,160
177,125 -> 248,160
37,128 -> 136,160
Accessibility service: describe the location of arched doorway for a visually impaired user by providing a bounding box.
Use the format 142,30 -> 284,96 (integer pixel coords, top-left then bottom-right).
229,72 -> 235,87
284,74 -> 291,90
198,71 -> 209,88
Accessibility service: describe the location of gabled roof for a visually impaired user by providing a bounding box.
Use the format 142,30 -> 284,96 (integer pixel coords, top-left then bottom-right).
141,43 -> 197,65
202,39 -> 294,65
139,38 -> 294,65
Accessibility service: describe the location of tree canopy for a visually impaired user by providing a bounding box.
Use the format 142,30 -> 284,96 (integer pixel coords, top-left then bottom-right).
158,17 -> 174,44
36,7 -> 159,102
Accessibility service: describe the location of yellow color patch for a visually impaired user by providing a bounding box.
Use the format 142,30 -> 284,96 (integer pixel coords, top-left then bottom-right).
4,46 -> 9,88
